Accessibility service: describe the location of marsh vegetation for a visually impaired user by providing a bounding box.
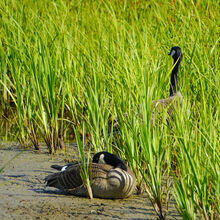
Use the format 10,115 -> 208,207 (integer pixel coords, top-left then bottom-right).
0,0 -> 219,219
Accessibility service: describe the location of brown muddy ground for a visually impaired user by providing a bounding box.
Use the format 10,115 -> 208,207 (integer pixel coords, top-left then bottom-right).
0,144 -> 181,220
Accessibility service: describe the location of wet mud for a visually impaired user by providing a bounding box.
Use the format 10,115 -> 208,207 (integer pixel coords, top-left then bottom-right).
0,144 -> 181,219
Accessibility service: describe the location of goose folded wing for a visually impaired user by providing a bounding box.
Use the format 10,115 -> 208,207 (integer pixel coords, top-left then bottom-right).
45,163 -> 113,190
45,163 -> 83,190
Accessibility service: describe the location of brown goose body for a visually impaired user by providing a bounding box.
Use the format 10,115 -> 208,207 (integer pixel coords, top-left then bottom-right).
108,90 -> 182,132
151,91 -> 183,120
45,162 -> 136,199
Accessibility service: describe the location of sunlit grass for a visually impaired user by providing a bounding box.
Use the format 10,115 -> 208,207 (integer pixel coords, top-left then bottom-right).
74,124 -> 93,199
0,0 -> 219,218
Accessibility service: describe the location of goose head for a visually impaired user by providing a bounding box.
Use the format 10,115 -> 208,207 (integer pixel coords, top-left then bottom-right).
168,46 -> 182,61
92,151 -> 127,171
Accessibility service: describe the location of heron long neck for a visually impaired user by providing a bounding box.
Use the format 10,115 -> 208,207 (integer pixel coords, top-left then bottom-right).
170,58 -> 181,96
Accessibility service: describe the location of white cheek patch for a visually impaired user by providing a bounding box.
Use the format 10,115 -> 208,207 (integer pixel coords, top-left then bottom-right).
98,154 -> 105,164
170,50 -> 176,57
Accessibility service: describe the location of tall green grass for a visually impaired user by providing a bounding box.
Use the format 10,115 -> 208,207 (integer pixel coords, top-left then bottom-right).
74,124 -> 93,199
0,0 -> 219,218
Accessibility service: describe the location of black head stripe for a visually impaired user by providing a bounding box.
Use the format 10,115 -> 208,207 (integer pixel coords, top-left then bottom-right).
92,151 -> 127,171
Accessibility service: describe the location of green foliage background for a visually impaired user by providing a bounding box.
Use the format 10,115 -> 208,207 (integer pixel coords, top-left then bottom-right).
0,0 -> 219,219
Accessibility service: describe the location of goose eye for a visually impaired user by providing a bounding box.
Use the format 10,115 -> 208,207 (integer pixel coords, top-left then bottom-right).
170,50 -> 176,57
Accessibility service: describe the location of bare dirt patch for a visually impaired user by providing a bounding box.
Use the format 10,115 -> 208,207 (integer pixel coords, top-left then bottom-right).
0,144 -> 180,219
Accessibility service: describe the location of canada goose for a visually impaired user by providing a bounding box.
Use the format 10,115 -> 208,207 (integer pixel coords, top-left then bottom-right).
151,46 -> 183,118
106,47 -> 183,134
45,152 -> 136,199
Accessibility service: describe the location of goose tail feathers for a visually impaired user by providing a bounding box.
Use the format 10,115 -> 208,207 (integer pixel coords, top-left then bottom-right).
51,165 -> 63,171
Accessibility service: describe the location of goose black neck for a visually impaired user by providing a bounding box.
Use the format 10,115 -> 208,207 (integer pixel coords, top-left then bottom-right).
170,58 -> 181,96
